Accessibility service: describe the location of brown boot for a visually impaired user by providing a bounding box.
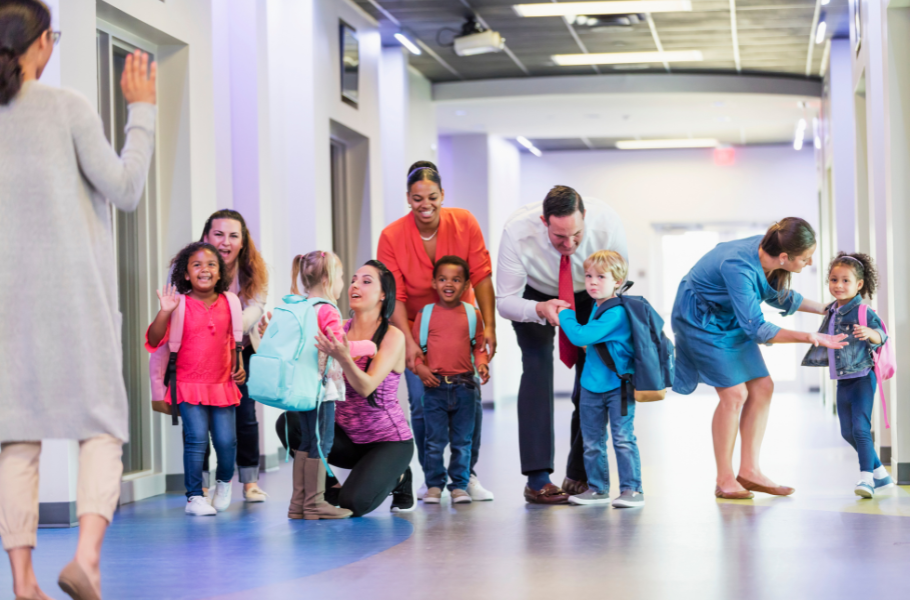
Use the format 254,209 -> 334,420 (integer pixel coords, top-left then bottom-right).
304,457 -> 353,520
288,451 -> 308,519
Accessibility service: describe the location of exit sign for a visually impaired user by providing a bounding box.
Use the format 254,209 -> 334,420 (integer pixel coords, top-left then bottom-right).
714,146 -> 735,166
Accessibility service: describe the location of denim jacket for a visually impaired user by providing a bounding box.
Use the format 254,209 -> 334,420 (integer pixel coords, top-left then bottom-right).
801,295 -> 887,376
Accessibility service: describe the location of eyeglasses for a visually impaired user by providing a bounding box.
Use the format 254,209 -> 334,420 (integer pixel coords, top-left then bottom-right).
49,30 -> 61,46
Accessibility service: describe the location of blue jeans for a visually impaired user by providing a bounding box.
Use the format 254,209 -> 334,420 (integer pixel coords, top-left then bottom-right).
579,387 -> 642,495
423,380 -> 476,490
406,368 -> 483,476
296,401 -> 335,459
837,373 -> 883,473
180,403 -> 237,498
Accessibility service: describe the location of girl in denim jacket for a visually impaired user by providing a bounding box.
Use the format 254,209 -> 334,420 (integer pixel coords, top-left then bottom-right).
802,253 -> 894,498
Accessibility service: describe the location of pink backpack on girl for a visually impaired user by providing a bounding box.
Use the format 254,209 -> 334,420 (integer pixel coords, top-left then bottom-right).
148,292 -> 244,425
859,304 -> 895,428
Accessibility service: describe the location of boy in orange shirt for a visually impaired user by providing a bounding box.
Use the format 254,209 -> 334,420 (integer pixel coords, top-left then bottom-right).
413,256 -> 490,504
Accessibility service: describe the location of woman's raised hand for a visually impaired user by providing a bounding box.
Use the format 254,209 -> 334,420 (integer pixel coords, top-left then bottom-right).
156,283 -> 180,314
121,50 -> 157,105
809,332 -> 849,349
315,328 -> 352,361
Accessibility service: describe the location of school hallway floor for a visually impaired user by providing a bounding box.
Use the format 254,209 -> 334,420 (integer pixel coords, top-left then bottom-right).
7,392 -> 910,600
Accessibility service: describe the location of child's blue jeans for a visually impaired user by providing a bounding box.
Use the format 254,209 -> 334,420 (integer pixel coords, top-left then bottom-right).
296,401 -> 336,459
579,386 -> 642,495
423,379 -> 476,491
180,403 -> 236,499
837,373 -> 883,473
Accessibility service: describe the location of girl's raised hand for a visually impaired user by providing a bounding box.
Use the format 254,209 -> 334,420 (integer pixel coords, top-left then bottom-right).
810,332 -> 849,349
156,283 -> 180,314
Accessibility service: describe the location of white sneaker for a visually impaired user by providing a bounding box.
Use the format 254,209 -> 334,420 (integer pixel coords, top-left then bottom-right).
243,486 -> 269,503
212,481 -> 233,512
417,483 -> 428,501
186,496 -> 217,516
467,474 -> 494,501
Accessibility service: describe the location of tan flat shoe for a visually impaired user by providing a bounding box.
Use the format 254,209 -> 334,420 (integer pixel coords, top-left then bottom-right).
58,561 -> 100,600
715,485 -> 754,500
737,475 -> 795,496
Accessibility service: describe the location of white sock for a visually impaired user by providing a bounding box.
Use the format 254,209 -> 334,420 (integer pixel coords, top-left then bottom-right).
873,465 -> 889,479
860,472 -> 874,485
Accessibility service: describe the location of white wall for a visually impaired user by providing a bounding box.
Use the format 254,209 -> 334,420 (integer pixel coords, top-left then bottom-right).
519,145 -> 820,393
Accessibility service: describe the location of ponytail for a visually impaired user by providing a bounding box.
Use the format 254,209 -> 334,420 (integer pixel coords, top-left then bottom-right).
829,252 -> 878,300
0,0 -> 51,105
760,217 -> 816,298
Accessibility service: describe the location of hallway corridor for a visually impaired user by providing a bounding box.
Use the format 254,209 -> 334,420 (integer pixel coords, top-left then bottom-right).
7,392 -> 908,600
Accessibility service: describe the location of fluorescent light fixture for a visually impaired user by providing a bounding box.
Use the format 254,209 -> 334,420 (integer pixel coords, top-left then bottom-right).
514,1 -> 692,17
616,138 -> 718,150
793,118 -> 807,150
394,33 -> 421,55
821,0 -> 830,5
516,136 -> 543,157
552,50 -> 703,66
815,21 -> 827,45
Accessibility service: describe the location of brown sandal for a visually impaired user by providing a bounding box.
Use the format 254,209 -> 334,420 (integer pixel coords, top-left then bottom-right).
715,485 -> 754,500
737,475 -> 795,496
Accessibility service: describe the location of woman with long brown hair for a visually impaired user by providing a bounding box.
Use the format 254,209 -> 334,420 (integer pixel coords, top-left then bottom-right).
671,218 -> 848,499
199,209 -> 270,503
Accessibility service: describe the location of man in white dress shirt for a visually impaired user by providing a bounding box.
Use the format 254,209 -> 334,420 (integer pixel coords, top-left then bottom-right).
497,185 -> 628,504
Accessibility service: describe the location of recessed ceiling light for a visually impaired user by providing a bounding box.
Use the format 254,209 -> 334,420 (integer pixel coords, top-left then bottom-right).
514,1 -> 692,17
616,138 -> 718,150
552,50 -> 703,66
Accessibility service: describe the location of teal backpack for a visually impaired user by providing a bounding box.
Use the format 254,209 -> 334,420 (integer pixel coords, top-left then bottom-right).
418,301 -> 477,367
248,294 -> 335,471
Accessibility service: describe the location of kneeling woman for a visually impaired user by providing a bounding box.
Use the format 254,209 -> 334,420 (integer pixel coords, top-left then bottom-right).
315,260 -> 414,517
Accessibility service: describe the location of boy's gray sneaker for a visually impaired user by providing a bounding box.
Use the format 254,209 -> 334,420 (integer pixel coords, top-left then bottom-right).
568,489 -> 612,506
612,490 -> 644,508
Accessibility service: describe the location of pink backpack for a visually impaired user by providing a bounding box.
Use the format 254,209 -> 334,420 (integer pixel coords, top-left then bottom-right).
149,292 -> 244,425
859,304 -> 895,428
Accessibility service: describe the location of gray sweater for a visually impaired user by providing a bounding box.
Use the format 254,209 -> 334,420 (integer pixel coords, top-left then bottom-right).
0,81 -> 156,443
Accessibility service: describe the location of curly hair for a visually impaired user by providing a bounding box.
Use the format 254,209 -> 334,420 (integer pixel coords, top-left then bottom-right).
169,242 -> 230,295
828,252 -> 878,299
200,209 -> 269,304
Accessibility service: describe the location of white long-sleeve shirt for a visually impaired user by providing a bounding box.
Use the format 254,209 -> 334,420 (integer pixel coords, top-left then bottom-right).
496,199 -> 628,324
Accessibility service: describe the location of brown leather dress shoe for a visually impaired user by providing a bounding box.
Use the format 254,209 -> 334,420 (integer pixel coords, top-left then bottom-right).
737,475 -> 795,496
562,477 -> 589,496
524,483 -> 570,505
715,486 -> 754,500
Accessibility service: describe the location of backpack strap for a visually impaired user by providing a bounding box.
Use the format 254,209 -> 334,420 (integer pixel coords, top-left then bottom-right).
463,302 -> 477,348
225,292 -> 244,380
165,295 -> 186,426
591,298 -> 633,417
419,304 -> 434,354
860,304 -> 891,429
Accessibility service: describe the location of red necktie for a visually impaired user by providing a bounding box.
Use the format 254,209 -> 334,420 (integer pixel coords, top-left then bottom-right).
558,255 -> 578,369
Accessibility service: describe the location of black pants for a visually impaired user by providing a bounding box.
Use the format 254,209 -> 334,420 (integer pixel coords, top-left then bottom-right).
513,285 -> 593,480
328,425 -> 413,517
204,346 -> 260,483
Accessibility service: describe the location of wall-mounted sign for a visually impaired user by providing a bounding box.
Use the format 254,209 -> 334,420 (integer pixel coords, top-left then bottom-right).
340,22 -> 359,108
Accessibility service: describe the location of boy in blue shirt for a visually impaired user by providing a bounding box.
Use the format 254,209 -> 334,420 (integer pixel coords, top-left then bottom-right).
558,250 -> 643,507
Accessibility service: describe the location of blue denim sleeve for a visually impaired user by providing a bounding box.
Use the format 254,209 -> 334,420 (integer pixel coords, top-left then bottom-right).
720,258 -> 779,344
765,289 -> 803,317
866,308 -> 888,347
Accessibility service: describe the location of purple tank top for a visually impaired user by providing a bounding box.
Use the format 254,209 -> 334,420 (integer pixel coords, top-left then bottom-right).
335,322 -> 412,444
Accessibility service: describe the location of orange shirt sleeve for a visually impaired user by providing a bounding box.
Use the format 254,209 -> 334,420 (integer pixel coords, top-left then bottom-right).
377,227 -> 409,304
463,213 -> 493,287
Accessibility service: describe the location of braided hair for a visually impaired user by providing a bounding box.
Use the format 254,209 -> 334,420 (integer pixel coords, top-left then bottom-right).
361,259 -> 396,408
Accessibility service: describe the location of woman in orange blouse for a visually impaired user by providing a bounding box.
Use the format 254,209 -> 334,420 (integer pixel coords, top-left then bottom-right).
377,161 -> 496,506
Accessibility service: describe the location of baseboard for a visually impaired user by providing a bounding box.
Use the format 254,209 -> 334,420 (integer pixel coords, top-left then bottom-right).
880,446 -> 892,465
166,474 -> 186,493
260,449 -> 281,472
38,501 -> 77,528
897,462 -> 910,485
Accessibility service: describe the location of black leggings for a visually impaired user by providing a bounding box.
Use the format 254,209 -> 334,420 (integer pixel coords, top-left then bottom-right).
329,425 -> 413,517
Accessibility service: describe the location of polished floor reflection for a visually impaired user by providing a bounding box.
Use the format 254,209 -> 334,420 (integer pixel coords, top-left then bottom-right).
6,392 -> 909,599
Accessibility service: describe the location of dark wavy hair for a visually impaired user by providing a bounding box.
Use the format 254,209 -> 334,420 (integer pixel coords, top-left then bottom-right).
0,0 -> 50,105
200,209 -> 268,304
361,259 -> 397,408
407,160 -> 442,193
760,217 -> 816,296
829,252 -> 878,300
169,242 -> 229,295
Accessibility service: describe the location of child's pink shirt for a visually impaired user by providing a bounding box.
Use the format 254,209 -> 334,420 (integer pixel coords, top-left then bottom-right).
145,295 -> 242,407
316,303 -> 376,358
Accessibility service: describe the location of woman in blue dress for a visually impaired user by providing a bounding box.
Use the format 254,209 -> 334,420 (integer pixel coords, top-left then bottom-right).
672,218 -> 848,499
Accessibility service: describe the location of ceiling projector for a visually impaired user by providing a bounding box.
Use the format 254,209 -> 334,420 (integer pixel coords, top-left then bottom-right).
453,18 -> 505,56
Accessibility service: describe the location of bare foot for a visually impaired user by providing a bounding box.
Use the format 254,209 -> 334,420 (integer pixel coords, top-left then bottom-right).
13,584 -> 55,600
74,556 -> 101,596
716,474 -> 749,495
737,469 -> 778,488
